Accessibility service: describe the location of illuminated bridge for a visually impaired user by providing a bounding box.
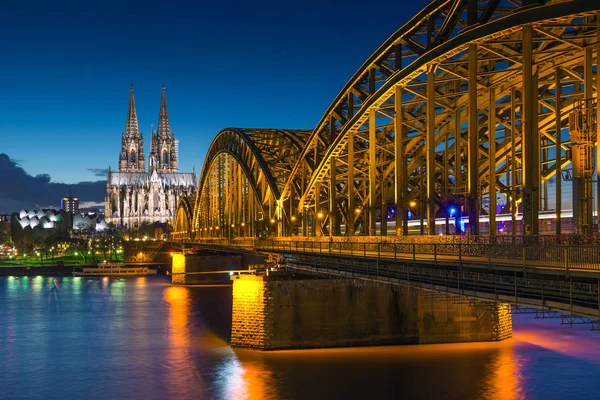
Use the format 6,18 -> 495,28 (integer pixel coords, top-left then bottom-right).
171,0 -> 600,320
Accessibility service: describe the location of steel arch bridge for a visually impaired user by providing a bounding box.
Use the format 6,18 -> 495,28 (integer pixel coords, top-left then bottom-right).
175,0 -> 600,240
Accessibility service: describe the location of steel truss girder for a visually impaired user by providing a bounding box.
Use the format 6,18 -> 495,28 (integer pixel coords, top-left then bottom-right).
188,0 -> 600,238
287,1 -> 600,237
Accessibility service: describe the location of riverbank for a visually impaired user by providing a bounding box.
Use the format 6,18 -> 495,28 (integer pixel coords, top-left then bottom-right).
0,264 -> 86,276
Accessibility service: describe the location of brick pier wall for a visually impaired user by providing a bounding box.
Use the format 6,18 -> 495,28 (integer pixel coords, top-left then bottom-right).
231,275 -> 512,350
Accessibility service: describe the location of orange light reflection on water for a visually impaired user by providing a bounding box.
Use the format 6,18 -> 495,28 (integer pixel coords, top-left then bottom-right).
163,286 -> 206,396
485,341 -> 524,400
220,351 -> 276,400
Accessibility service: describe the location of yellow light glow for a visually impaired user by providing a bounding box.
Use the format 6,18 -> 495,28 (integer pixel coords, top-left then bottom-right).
241,222 -> 245,227
270,218 -> 275,224
354,208 -> 361,214
317,212 -> 324,219
172,254 -> 186,276
290,216 -> 296,222
409,200 -> 417,207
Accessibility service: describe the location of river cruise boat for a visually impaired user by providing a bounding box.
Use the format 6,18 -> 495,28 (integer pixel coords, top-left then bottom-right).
73,263 -> 157,277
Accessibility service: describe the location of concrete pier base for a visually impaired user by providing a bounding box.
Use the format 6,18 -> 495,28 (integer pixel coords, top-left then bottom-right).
231,274 -> 512,350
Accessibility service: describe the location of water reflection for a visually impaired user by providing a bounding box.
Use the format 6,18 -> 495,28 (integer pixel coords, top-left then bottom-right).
1,277 -> 600,400
164,286 -> 206,398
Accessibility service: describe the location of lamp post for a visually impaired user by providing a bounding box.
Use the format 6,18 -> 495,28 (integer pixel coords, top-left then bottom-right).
316,211 -> 324,237
408,200 -> 418,235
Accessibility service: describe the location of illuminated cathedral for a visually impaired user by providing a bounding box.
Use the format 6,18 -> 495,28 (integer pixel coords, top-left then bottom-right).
105,84 -> 196,229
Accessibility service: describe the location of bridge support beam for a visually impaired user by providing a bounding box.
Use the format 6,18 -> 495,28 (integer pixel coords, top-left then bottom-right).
427,65 -> 437,235
468,44 -> 480,235
555,69 -> 562,236
488,87 -> 497,236
347,130 -> 355,236
521,25 -> 540,236
369,108 -> 377,236
231,273 -> 512,350
395,86 -> 408,236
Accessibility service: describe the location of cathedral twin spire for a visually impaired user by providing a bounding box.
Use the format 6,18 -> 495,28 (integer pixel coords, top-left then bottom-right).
157,84 -> 171,138
118,83 -> 178,173
125,82 -> 141,139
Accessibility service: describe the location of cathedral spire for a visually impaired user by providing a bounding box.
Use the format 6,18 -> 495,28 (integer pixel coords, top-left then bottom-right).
126,82 -> 140,138
119,83 -> 145,173
157,84 -> 171,138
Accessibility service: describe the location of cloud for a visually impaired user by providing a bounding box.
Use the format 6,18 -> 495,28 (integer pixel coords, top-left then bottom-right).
0,153 -> 106,215
79,201 -> 105,209
87,168 -> 109,177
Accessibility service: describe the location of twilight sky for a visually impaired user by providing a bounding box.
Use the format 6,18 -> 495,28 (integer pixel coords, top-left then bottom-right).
0,0 -> 425,212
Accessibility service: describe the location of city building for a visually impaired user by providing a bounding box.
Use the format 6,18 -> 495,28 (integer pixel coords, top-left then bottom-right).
10,209 -> 71,253
73,212 -> 107,232
61,188 -> 79,215
105,84 -> 196,230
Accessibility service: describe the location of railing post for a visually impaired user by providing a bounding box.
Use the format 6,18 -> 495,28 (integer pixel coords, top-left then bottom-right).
394,242 -> 397,262
488,243 -> 492,269
564,246 -> 569,273
434,243 -> 437,266
364,242 -> 367,258
459,242 -> 462,267
320,241 -> 322,254
522,246 -> 527,269
412,243 -> 416,267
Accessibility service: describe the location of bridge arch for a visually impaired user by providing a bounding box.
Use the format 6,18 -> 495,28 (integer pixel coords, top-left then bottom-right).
173,197 -> 194,240
282,0 -> 600,237
192,128 -> 310,238
181,0 -> 600,239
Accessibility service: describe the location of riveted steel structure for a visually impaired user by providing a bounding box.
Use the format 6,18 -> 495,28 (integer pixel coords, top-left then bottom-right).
177,0 -> 600,240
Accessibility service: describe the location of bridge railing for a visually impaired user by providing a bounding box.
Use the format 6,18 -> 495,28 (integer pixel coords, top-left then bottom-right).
253,239 -> 600,272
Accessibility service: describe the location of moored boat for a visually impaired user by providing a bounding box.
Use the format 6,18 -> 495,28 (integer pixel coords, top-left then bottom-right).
73,264 -> 157,277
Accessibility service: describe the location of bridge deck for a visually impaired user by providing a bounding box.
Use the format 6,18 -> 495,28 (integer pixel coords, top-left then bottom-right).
172,238 -> 600,320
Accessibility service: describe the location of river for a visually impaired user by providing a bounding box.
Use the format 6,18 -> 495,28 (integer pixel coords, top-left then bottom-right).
0,275 -> 599,400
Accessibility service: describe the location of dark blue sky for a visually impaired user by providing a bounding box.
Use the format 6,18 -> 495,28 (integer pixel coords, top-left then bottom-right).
1,0 -> 425,184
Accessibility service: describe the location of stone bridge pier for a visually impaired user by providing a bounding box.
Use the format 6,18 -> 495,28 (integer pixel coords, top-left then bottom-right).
230,273 -> 512,350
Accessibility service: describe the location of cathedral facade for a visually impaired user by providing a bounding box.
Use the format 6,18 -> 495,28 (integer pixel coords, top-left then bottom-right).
105,84 -> 196,229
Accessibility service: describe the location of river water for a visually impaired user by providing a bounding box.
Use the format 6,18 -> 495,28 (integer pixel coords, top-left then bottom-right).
1,276 -> 599,400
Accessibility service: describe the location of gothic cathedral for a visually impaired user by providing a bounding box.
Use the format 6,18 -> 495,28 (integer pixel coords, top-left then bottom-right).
105,84 -> 196,229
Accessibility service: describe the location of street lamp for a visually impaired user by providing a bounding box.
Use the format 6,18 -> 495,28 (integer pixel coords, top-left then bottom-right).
317,212 -> 324,220
270,218 -> 276,224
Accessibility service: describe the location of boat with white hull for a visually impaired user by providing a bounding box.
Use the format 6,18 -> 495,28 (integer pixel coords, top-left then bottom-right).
73,263 -> 157,277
